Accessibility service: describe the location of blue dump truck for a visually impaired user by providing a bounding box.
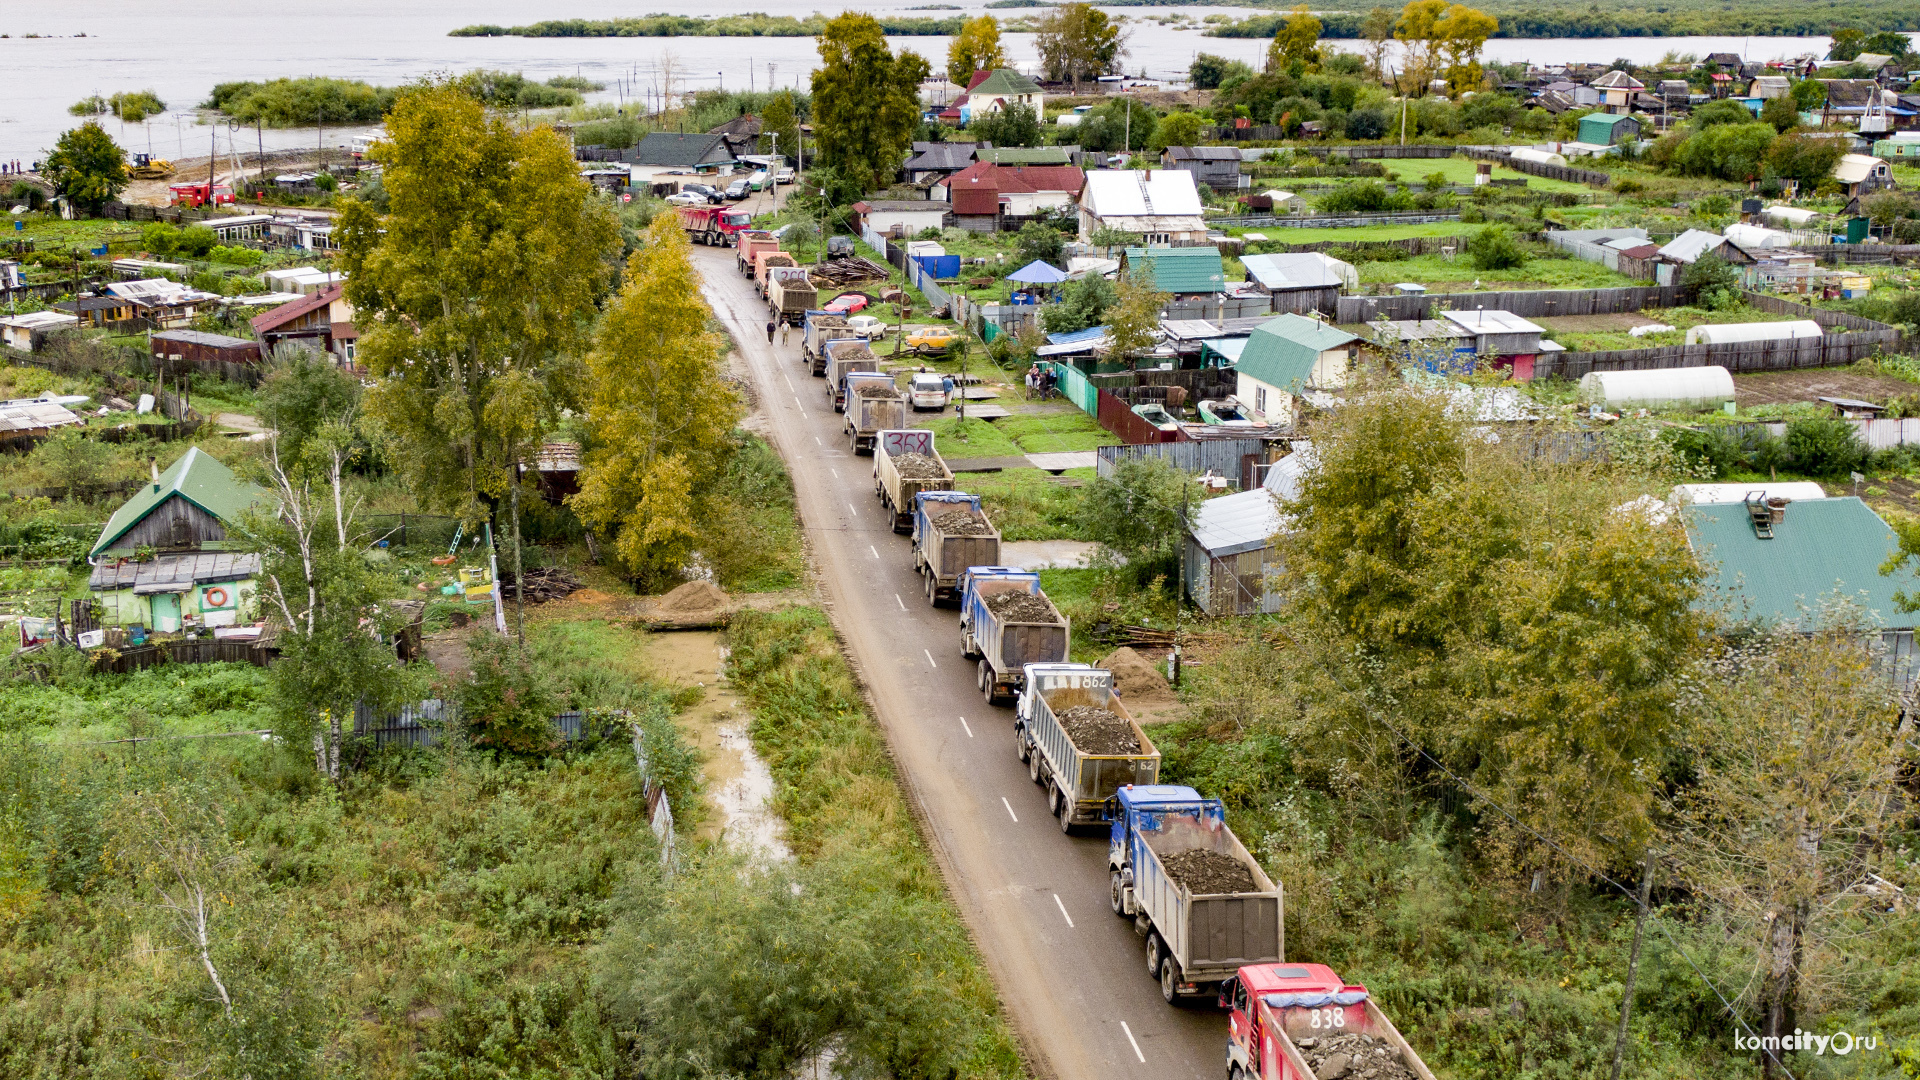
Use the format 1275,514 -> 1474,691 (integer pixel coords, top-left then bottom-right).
913,492 -> 1000,603
1016,663 -> 1160,833
1108,784 -> 1284,1005
959,567 -> 1067,705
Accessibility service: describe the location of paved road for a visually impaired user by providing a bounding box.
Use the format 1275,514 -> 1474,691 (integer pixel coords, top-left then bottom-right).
696,248 -> 1226,1080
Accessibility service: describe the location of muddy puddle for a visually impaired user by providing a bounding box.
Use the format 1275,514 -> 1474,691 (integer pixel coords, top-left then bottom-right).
641,629 -> 789,862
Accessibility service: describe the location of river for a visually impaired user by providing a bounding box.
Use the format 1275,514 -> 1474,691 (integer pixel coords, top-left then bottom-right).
0,0 -> 1868,164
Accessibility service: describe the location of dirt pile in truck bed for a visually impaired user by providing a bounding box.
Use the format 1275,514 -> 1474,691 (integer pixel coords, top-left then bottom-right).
1160,849 -> 1257,895
892,453 -> 947,479
1056,705 -> 1141,755
1293,1032 -> 1415,1080
984,590 -> 1056,622
853,382 -> 900,399
932,508 -> 993,536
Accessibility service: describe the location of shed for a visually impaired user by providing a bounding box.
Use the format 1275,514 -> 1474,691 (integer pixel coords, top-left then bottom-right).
852,200 -> 950,237
1834,153 -> 1894,197
1656,228 -> 1730,265
1685,496 -> 1913,629
1440,309 -> 1546,356
1233,313 -> 1359,425
150,329 -> 262,367
1184,488 -> 1283,616
1672,481 -> 1827,505
1578,365 -> 1735,408
1578,112 -> 1642,146
1122,246 -> 1226,295
1241,252 -> 1357,293
1161,146 -> 1244,191
0,310 -> 79,352
1683,320 -> 1822,345
1748,76 -> 1793,98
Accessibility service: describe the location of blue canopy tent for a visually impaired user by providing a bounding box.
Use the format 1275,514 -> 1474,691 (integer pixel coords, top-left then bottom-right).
1007,260 -> 1069,284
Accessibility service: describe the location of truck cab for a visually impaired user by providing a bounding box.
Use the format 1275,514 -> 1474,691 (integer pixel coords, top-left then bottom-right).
1221,963 -> 1436,1080
1108,784 -> 1213,879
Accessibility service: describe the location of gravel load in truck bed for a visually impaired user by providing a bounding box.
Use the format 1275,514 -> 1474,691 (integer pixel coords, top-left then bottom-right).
853,382 -> 901,399
892,452 -> 947,479
1160,849 -> 1257,895
1293,1032 -> 1415,1080
931,508 -> 993,536
983,590 -> 1056,622
1056,705 -> 1141,755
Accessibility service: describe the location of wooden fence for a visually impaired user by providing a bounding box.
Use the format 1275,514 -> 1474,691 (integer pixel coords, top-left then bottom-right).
1742,291 -> 1897,333
1461,148 -> 1612,187
90,638 -> 276,675
1096,388 -> 1180,444
349,700 -> 624,751
1336,284 -> 1692,323
1532,332 -> 1900,380
152,353 -> 267,388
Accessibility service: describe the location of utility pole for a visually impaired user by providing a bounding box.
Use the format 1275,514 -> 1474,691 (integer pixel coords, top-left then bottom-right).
1609,850 -> 1657,1080
1397,68 -> 1409,146
207,121 -> 217,211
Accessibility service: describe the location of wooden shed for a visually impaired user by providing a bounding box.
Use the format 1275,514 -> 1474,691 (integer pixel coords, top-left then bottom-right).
150,329 -> 262,366
1183,488 -> 1283,616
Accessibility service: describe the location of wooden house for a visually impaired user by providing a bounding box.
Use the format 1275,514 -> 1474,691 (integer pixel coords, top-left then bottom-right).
1184,488 -> 1283,616
87,447 -> 273,631
1591,70 -> 1645,113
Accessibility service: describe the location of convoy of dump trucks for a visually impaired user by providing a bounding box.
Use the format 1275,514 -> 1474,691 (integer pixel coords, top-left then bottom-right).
764,266 -> 1435,1080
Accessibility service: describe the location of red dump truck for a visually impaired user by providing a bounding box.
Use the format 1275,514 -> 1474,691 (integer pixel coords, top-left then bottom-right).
736,232 -> 779,276
1222,963 -> 1436,1080
677,205 -> 753,246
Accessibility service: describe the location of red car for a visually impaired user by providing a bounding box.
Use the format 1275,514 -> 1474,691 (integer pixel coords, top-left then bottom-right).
824,293 -> 870,315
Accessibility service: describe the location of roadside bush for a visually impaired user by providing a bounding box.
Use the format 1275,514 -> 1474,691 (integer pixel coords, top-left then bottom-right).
1786,416 -> 1867,477
1078,456 -> 1194,584
1465,225 -> 1527,271
1343,107 -> 1390,140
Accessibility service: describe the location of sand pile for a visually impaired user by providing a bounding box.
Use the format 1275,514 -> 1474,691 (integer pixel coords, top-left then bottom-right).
1099,647 -> 1176,705
932,509 -> 993,536
658,580 -> 730,614
1161,849 -> 1257,895
1056,705 -> 1141,755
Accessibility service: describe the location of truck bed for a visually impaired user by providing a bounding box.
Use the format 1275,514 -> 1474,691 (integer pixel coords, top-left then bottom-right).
1135,819 -> 1281,984
1024,669 -> 1159,829
875,430 -> 953,533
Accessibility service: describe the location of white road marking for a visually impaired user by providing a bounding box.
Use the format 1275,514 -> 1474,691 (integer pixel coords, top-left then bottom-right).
815,436 -> 822,445
870,545 -> 880,559
832,468 -> 839,478
894,593 -> 906,610
1002,797 -> 1018,822
924,649 -> 937,668
1120,1022 -> 1146,1063
1053,893 -> 1075,928
959,716 -> 972,737
782,372 -> 795,391
850,503 -> 859,517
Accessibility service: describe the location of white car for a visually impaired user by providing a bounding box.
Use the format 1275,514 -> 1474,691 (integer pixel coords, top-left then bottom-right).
845,315 -> 887,340
775,167 -> 795,185
908,372 -> 949,411
665,191 -> 707,206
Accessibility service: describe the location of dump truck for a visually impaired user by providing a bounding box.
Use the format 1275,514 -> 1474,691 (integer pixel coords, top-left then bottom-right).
1223,963 -> 1436,1080
843,372 -> 904,455
874,429 -> 953,534
676,205 -> 752,246
959,567 -> 1067,705
914,497 -> 1002,606
803,312 -> 850,375
768,266 -> 819,326
736,233 -> 779,276
824,340 -> 880,412
1108,784 -> 1283,1005
753,250 -> 798,295
1017,663 -> 1160,833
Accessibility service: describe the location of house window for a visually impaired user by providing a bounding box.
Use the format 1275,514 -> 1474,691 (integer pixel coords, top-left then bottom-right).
1255,386 -> 1268,416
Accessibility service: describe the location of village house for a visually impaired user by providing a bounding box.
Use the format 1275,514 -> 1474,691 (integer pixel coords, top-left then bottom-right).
250,283 -> 357,365
1834,153 -> 1896,198
904,141 -> 983,185
851,200 -> 951,238
0,310 -> 79,353
706,113 -> 763,158
1121,246 -> 1227,299
1748,75 -> 1793,99
1438,309 -> 1561,380
627,132 -> 734,186
1591,70 -> 1645,114
149,329 -> 262,369
1232,313 -> 1359,427
1160,146 -> 1244,192
1577,112 -> 1643,147
1240,252 -> 1356,316
1078,169 -> 1208,245
50,294 -> 135,328
104,278 -> 220,328
960,68 -> 1044,124
934,161 -> 1085,231
1684,491 -> 1914,635
202,214 -> 275,244
87,447 -> 272,632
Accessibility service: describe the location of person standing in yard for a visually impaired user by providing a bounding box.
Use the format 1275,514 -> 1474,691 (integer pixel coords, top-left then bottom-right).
766,320 -> 777,343
941,373 -> 954,406
1025,365 -> 1038,400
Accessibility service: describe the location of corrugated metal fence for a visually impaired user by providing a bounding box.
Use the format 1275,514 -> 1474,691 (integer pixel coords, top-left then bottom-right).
1097,438 -> 1274,482
1336,285 -> 1691,323
1534,333 -> 1900,380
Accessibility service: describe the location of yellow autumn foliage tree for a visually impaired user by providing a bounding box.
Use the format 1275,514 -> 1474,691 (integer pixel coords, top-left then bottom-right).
572,215 -> 742,580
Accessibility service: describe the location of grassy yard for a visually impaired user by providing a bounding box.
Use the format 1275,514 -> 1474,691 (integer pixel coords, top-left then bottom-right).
1539,304 -> 1803,352
1225,220 -> 1477,243
1353,251 -> 1641,290
1371,155 -> 1596,195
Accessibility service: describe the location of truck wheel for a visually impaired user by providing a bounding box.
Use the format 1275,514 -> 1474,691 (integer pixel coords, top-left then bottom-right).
1146,933 -> 1164,979
1110,871 -> 1126,915
1015,727 -> 1030,763
1047,782 -> 1062,814
1057,791 -> 1075,834
976,658 -> 988,693
925,572 -> 937,605
1161,959 -> 1181,1004
1028,747 -> 1042,784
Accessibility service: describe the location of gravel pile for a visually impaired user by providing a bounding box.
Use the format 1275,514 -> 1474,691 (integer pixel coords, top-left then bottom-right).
853,382 -> 901,399
1293,1032 -> 1414,1080
1056,705 -> 1141,755
932,509 -> 993,536
892,452 -> 947,479
984,590 -> 1055,622
1160,849 -> 1256,895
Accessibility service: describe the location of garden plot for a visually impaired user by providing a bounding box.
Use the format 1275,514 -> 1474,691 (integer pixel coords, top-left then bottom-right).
1732,366 -> 1920,408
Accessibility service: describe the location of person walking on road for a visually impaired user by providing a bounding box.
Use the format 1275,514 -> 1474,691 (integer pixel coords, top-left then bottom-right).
766,320 -> 776,344
781,323 -> 790,346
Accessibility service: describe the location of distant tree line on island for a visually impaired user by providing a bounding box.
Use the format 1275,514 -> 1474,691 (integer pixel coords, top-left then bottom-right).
200,71 -> 606,128
450,13 -> 975,37
1210,0 -> 1920,39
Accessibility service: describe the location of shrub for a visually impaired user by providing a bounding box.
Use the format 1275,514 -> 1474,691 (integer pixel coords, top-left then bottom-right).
1681,253 -> 1743,311
1343,107 -> 1390,140
1465,225 -> 1527,271
176,224 -> 217,258
141,221 -> 180,257
1785,416 -> 1866,477
210,244 -> 262,267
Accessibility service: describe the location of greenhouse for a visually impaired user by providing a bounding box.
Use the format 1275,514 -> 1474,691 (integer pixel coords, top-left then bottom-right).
1578,366 -> 1736,410
1683,320 -> 1823,345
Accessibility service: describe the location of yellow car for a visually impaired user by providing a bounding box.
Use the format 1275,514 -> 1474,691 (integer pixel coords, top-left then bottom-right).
904,326 -> 959,355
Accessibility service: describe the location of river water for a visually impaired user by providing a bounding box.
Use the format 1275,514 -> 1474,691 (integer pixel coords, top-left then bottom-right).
0,0 -> 1864,163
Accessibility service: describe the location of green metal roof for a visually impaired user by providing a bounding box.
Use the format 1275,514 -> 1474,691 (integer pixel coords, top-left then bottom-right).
1685,496 -> 1916,629
971,69 -> 1043,99
91,447 -> 275,557
1123,246 -> 1226,293
1231,313 -> 1359,395
975,147 -> 1070,165
1582,113 -> 1638,128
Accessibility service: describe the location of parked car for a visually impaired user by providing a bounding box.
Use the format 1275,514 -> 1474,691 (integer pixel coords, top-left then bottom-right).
904,326 -> 959,355
665,191 -> 708,206
725,178 -> 751,200
680,183 -> 722,203
827,235 -> 855,259
824,293 -> 870,315
747,169 -> 770,191
845,315 -> 888,339
775,167 -> 795,185
908,371 -> 950,410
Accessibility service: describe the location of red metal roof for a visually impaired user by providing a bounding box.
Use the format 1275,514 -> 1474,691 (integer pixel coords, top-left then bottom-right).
249,284 -> 342,335
1240,963 -> 1347,994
